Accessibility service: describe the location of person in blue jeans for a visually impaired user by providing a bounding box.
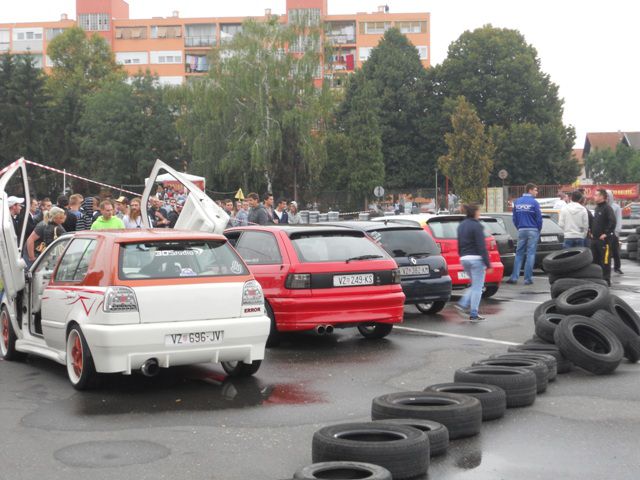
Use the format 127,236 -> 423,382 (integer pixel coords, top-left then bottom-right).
506,183 -> 542,285
456,204 -> 492,322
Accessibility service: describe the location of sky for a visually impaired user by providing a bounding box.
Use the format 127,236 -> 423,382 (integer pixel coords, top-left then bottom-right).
2,0 -> 639,148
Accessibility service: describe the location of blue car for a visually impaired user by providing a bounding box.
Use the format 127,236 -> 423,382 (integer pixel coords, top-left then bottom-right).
322,221 -> 452,314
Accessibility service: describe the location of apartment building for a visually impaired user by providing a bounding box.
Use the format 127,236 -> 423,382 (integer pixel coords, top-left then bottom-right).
0,0 -> 430,86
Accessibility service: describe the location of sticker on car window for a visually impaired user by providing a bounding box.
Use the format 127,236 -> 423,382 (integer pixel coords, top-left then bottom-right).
370,231 -> 382,243
180,267 -> 197,277
230,260 -> 243,274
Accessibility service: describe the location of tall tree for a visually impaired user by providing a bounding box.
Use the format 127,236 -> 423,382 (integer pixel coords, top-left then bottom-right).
431,25 -> 578,185
586,144 -> 640,184
175,17 -> 333,198
438,96 -> 495,204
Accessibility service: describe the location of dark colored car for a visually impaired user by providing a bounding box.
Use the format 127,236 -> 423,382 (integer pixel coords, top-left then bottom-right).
322,221 -> 452,314
480,217 -> 516,277
486,213 -> 565,268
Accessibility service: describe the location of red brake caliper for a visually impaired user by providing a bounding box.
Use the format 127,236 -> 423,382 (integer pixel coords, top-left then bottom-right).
72,335 -> 83,377
1,314 -> 8,349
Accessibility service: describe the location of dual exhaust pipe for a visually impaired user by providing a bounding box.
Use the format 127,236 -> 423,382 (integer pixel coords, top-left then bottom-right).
315,325 -> 334,335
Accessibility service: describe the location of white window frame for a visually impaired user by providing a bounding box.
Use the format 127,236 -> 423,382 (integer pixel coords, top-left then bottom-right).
116,52 -> 149,66
359,47 -> 373,61
151,51 -> 182,65
416,46 -> 428,60
364,22 -> 391,35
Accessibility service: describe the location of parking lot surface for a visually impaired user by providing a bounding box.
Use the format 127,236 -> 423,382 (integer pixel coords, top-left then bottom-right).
2,261 -> 640,479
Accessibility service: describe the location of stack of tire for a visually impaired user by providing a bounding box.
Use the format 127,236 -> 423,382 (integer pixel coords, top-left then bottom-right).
626,229 -> 638,261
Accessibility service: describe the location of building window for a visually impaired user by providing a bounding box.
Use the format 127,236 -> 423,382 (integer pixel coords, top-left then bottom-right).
290,35 -> 319,54
115,27 -> 148,40
359,47 -> 373,61
185,54 -> 209,73
78,13 -> 110,32
116,52 -> 149,65
416,46 -> 428,60
326,22 -> 356,44
360,22 -> 391,35
46,28 -> 67,41
396,21 -> 427,34
220,24 -> 242,44
0,30 -> 9,52
288,9 -> 321,27
184,24 -> 216,47
151,51 -> 182,64
150,25 -> 182,39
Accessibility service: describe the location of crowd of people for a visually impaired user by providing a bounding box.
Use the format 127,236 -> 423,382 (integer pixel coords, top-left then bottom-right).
221,192 -> 302,226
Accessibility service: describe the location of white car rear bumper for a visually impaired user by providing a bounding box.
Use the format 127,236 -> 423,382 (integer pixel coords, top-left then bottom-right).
81,316 -> 270,374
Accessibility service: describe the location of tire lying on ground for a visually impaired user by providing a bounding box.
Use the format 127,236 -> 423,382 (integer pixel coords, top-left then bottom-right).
534,313 -> 567,344
548,263 -> 604,284
374,418 -> 449,457
490,352 -> 558,382
523,335 -> 553,345
542,247 -> 593,274
555,283 -> 611,316
550,278 -> 609,299
312,422 -> 429,480
473,359 -> 549,394
370,392 -> 482,440
294,461 -> 392,480
534,299 -> 558,322
453,366 -> 537,408
591,310 -> 640,363
423,383 -> 506,421
606,295 -> 640,335
553,315 -> 624,375
507,344 -> 573,374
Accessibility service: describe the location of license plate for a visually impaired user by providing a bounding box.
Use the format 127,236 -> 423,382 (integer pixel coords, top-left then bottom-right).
165,331 -> 224,346
541,236 -> 558,243
399,265 -> 430,276
333,273 -> 374,287
458,271 -> 470,280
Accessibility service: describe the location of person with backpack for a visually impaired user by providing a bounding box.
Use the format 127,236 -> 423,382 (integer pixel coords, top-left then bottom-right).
26,206 -> 67,266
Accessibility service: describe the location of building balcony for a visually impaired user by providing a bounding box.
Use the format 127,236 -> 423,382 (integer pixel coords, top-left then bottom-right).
185,35 -> 216,48
326,34 -> 356,45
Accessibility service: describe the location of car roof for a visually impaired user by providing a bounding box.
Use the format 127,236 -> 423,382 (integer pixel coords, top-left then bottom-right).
226,224 -> 365,237
484,212 -> 552,219
72,229 -> 228,243
318,221 -> 423,232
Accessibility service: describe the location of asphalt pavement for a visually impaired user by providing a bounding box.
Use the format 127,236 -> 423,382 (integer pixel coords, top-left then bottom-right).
2,261 -> 640,479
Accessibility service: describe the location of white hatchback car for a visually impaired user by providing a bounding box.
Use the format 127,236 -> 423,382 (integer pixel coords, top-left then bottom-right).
0,159 -> 270,389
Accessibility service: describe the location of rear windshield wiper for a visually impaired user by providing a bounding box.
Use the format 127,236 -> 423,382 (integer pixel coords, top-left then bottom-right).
346,255 -> 383,263
408,252 -> 431,257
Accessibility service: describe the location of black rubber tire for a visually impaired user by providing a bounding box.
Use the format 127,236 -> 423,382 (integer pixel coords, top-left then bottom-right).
221,360 -> 261,377
606,295 -> 640,335
542,247 -> 593,274
553,315 -> 624,375
555,284 -> 611,316
265,303 -> 281,348
423,382 -> 506,421
370,391 -> 482,440
627,242 -> 638,253
357,323 -> 393,339
523,335 -> 553,345
548,263 -> 603,284
482,285 -> 499,298
627,233 -> 639,242
66,325 -> 98,391
374,418 -> 449,457
312,422 -> 429,480
534,313 -> 567,344
534,299 -> 558,322
473,359 -> 549,394
294,461 -> 392,480
507,344 -> 573,374
453,366 -> 537,408
415,301 -> 446,314
490,353 -> 558,382
0,306 -> 24,361
591,310 -> 640,363
550,278 -> 609,299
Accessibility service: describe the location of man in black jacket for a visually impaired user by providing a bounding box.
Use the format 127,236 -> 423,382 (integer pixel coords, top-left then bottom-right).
591,189 -> 616,286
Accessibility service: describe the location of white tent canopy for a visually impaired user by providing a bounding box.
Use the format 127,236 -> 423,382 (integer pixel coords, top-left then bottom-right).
145,172 -> 205,187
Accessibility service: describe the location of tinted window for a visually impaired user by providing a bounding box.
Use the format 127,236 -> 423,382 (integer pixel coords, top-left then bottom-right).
542,217 -> 563,234
370,228 -> 439,257
55,239 -> 97,282
428,220 -> 490,239
481,219 -> 508,236
234,231 -> 282,265
119,240 -> 248,279
291,232 -> 385,263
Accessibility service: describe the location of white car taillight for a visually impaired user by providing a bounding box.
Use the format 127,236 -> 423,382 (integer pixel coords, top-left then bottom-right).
103,286 -> 139,312
242,280 -> 264,305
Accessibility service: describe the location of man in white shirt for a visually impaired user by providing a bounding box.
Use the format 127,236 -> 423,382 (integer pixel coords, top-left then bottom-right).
558,190 -> 588,248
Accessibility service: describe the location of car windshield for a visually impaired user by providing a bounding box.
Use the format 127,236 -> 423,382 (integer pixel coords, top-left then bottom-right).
428,219 -> 489,239
119,240 -> 248,279
291,232 -> 386,263
369,228 -> 439,257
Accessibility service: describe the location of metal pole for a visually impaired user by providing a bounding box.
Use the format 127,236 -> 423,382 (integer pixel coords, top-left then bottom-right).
63,169 -> 66,194
434,168 -> 438,212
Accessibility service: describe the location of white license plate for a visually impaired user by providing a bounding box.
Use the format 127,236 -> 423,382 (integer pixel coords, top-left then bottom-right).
541,236 -> 558,243
399,265 -> 430,276
333,273 -> 374,287
458,271 -> 470,280
165,331 -> 224,346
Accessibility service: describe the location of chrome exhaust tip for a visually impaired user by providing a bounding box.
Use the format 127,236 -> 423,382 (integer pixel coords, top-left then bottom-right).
325,325 -> 334,334
315,325 -> 326,335
141,358 -> 160,377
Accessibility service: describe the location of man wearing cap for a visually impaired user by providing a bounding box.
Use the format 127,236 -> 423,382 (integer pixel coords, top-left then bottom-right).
8,196 -> 24,240
115,196 -> 129,220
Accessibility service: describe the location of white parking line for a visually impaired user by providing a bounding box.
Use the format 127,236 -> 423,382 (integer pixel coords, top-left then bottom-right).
493,297 -> 544,304
394,325 -> 519,346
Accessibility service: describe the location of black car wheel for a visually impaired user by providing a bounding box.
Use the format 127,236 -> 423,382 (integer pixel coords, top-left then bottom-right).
415,301 -> 446,314
358,323 -> 393,339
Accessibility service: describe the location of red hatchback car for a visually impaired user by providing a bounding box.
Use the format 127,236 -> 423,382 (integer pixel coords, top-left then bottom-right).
224,225 -> 406,346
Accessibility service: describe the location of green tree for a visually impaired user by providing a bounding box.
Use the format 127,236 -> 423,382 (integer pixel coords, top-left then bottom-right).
357,28 -> 430,188
431,25 -> 578,185
44,27 -> 123,173
78,73 -> 182,185
438,96 -> 495,204
586,144 -> 640,183
175,17 -> 333,198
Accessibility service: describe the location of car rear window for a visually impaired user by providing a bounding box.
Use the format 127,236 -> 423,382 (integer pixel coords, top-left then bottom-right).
428,219 -> 489,239
119,240 -> 248,279
290,232 -> 386,263
370,228 -> 439,257
481,219 -> 508,236
542,217 -> 563,235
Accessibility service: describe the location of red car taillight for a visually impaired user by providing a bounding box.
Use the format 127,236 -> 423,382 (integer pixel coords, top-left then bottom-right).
391,269 -> 401,284
285,273 -> 311,289
489,240 -> 497,251
103,286 -> 138,312
437,242 -> 448,254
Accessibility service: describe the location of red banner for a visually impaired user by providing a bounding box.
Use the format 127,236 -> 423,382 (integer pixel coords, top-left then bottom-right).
562,184 -> 639,200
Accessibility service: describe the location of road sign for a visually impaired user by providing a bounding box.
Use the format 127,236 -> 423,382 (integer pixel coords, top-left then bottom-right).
498,169 -> 508,180
373,186 -> 385,198
235,188 -> 245,200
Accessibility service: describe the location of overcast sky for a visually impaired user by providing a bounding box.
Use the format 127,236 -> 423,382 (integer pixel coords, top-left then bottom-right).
2,0 -> 639,148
